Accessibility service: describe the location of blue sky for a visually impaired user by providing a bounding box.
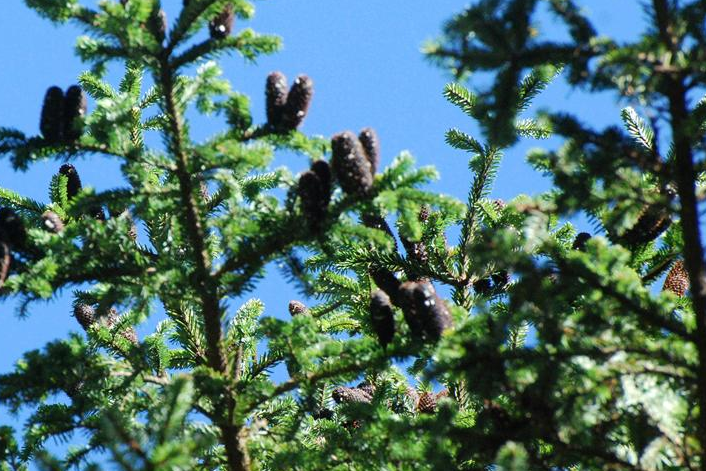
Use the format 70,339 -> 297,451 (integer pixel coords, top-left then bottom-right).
0,0 -> 645,459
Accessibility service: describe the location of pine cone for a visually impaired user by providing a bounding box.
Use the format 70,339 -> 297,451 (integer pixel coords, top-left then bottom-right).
370,268 -> 402,304
265,71 -> 288,129
59,163 -> 82,200
358,127 -> 380,175
621,206 -> 671,246
332,386 -> 372,404
73,303 -> 96,331
398,281 -> 426,338
310,160 -> 332,201
0,242 -> 10,288
0,208 -> 27,249
412,281 -> 452,341
63,85 -> 87,142
209,5 -> 234,40
298,170 -> 328,230
663,260 -> 689,297
418,205 -> 430,223
281,75 -> 313,131
356,381 -> 376,396
572,232 -> 592,251
40,86 -> 65,143
41,211 -> 64,233
417,392 -> 437,414
370,290 -> 395,349
331,131 -> 373,196
288,300 -> 308,316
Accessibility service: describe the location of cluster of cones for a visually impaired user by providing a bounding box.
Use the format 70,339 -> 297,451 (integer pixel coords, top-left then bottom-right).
73,303 -> 138,345
0,161 -> 138,339
295,128 -> 380,231
265,72 -> 314,133
321,381 -> 450,421
39,85 -> 87,145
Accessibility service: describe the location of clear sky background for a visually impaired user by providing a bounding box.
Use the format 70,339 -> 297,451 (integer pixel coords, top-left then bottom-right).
0,0 -> 645,462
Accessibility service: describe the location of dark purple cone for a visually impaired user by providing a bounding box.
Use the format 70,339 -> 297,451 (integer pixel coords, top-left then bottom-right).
288,300 -> 308,316
332,386 -> 372,404
0,208 -> 27,249
265,71 -> 288,129
310,160 -> 332,201
331,131 -> 373,196
59,164 -> 82,200
370,268 -> 402,304
412,281 -> 452,341
298,171 -> 328,230
40,86 -> 65,143
73,303 -> 96,331
280,75 -> 313,131
572,232 -> 592,251
208,5 -> 234,40
621,206 -> 671,246
41,211 -> 64,233
63,85 -> 87,142
0,242 -> 10,288
398,281 -> 426,339
370,290 -> 395,349
358,127 -> 380,175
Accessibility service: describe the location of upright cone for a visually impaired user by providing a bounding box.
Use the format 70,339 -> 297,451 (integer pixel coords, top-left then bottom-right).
40,86 -> 65,143
370,290 -> 395,349
209,5 -> 234,40
358,128 -> 380,175
331,131 -> 373,196
59,164 -> 82,199
266,72 -> 289,129
281,75 -> 313,131
63,85 -> 87,142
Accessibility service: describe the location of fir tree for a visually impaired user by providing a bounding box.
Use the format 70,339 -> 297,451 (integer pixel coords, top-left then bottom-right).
0,1 -> 452,470
3,1 -> 705,470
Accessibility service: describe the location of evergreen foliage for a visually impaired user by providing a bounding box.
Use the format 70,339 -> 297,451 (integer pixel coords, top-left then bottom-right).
2,1 -> 706,470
